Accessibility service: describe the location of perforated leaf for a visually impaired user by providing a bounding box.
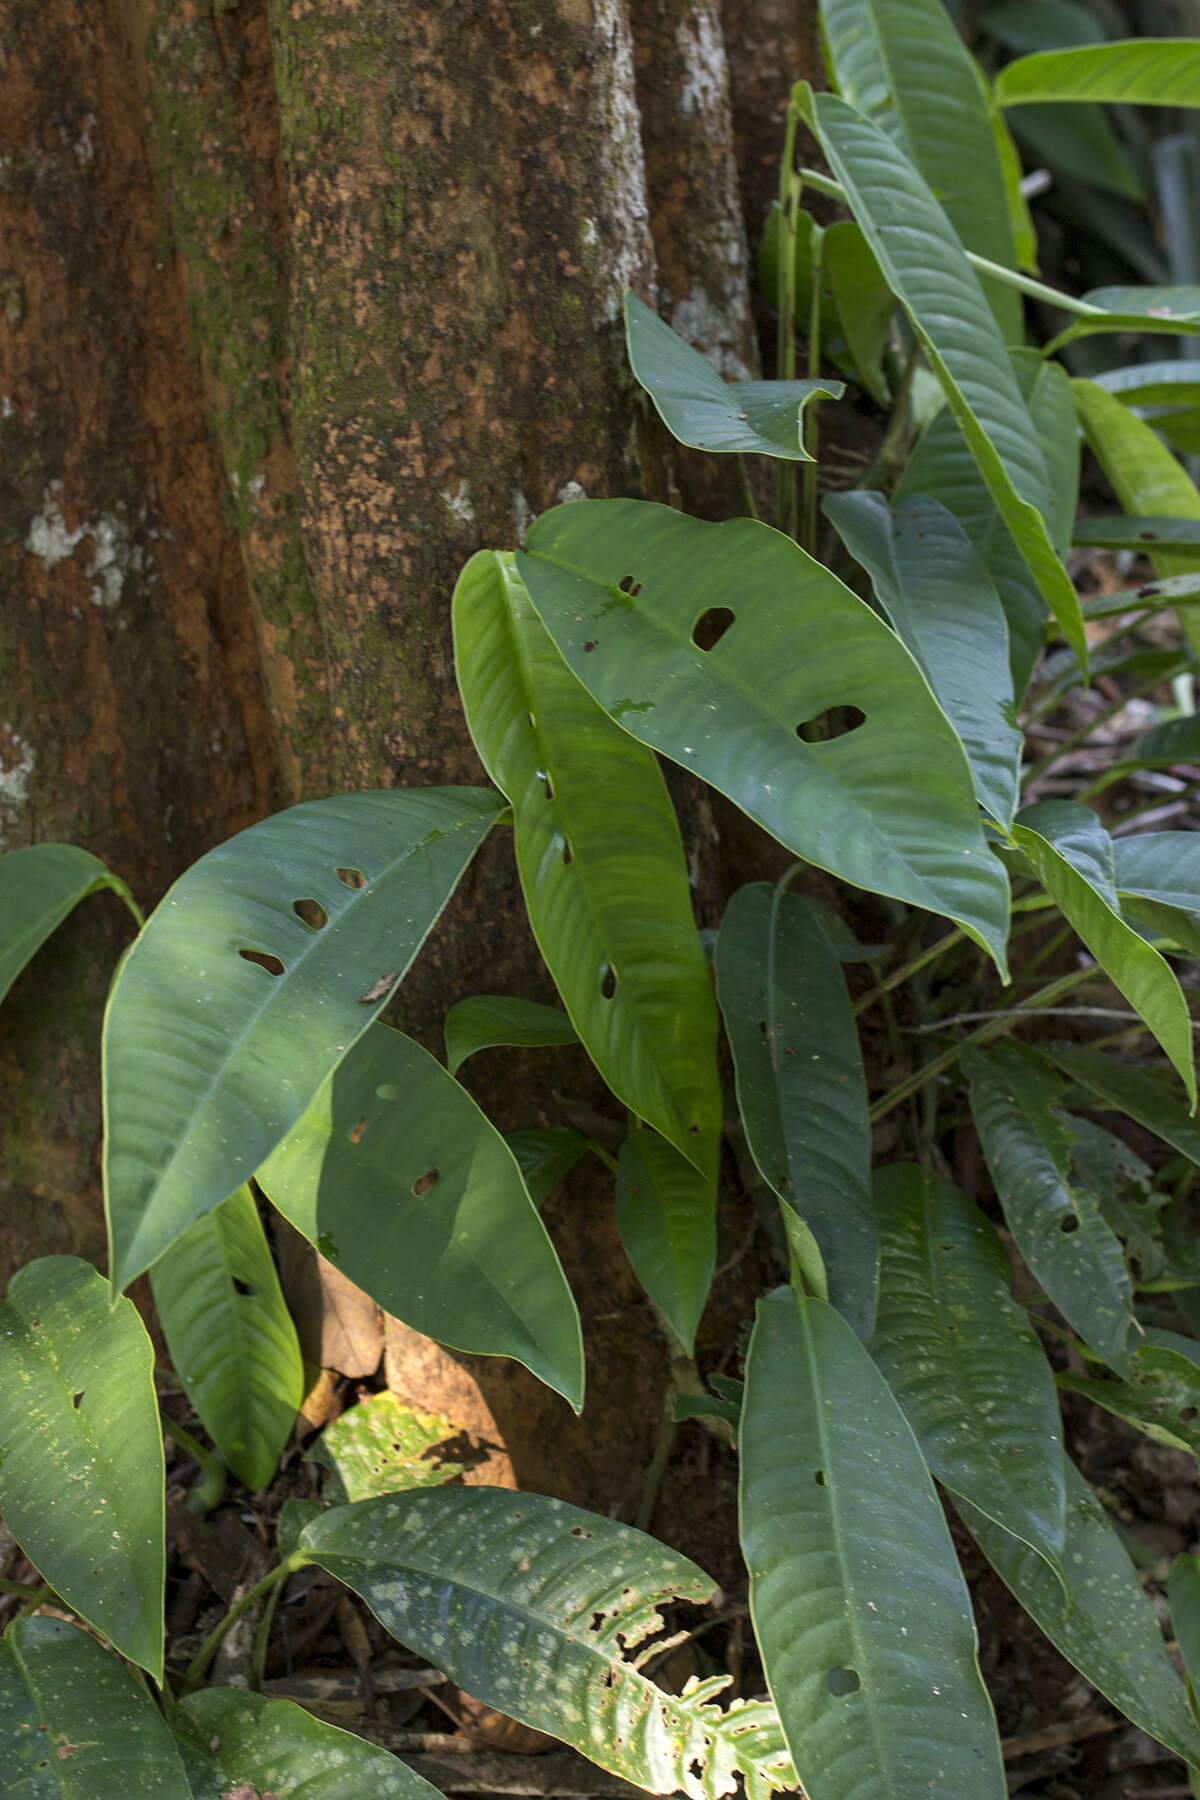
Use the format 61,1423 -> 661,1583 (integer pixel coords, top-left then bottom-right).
0,1258 -> 163,1679
1061,1330 -> 1200,1459
518,500 -> 1010,971
1073,515 -> 1200,552
1049,1044 -> 1200,1167
995,39 -> 1200,107
870,1164 -> 1066,1576
104,789 -> 502,1291
615,1123 -> 715,1355
256,1023 -> 583,1408
715,885 -> 875,1338
453,550 -> 720,1183
740,1287 -> 1006,1800
444,995 -> 578,1075
625,292 -> 842,460
0,844 -> 135,1005
150,1184 -> 303,1491
309,1392 -> 458,1502
300,1488 -> 795,1800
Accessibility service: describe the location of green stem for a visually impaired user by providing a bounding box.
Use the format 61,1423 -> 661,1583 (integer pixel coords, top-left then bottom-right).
160,1412 -> 227,1515
0,1578 -> 53,1600
251,1576 -> 285,1691
736,455 -> 760,522
853,927 -> 964,1017
181,1557 -> 303,1694
852,337 -> 921,496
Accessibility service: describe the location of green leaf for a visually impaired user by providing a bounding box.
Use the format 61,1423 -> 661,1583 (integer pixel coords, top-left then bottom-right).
802,89 -> 1086,670
178,1687 -> 444,1800
980,0 -> 1105,54
996,39 -> 1200,108
740,1286 -> 1006,1800
1011,800 -> 1195,1100
103,788 -> 501,1292
444,995 -> 578,1075
300,1488 -> 796,1800
309,1391 -> 459,1502
991,103 -> 1038,273
0,1258 -> 164,1679
958,1458 -> 1200,1766
1132,717 -> 1200,765
149,1184 -> 302,1491
505,1127 -> 590,1207
518,500 -> 1010,971
715,884 -> 876,1338
0,1617 -> 189,1798
624,292 -> 842,460
1093,360 -> 1200,410
1008,102 -> 1142,202
870,1164 -> 1066,1576
615,1123 -> 715,1354
822,222 -> 895,403
1050,289 -> 1200,354
1060,1331 -> 1200,1458
453,550 -> 720,1183
277,1498 -> 324,1560
824,491 -> 1021,824
1114,831 -> 1200,958
897,349 -> 1077,698
256,1023 -> 583,1409
0,844 -> 135,1006
965,1044 -> 1136,1375
1049,1043 -> 1200,1167
1073,514 -> 1200,553
1168,1553 -> 1200,1696
817,0 -> 1022,338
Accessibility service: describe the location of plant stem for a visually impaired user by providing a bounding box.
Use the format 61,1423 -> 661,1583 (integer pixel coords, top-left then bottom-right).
852,338 -> 921,496
181,1557 -> 303,1694
853,927 -> 964,1017
0,1578 -> 53,1600
736,455 -> 760,522
160,1412 -> 227,1515
251,1575 -> 285,1691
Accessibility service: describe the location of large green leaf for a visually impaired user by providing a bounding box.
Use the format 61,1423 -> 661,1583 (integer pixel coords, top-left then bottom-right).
615,1123 -> 715,1355
624,293 -> 842,460
715,884 -> 876,1338
1168,1553 -> 1200,1697
965,1045 -> 1135,1376
802,88 -> 1086,669
740,1286 -> 1005,1800
149,1184 -> 302,1491
1073,514 -> 1200,553
0,1258 -> 163,1679
453,550 -> 720,1182
1093,360 -> 1200,410
1113,830 -> 1200,958
0,1617 -> 188,1799
824,491 -> 1020,824
103,788 -> 501,1292
1049,1043 -> 1200,1167
518,500 -> 1010,970
178,1688 -> 444,1800
0,844 -> 136,1005
1060,1330 -> 1200,1458
308,1391 -> 459,1503
822,222 -> 895,404
958,1458 -> 1200,1767
995,39 -> 1200,108
444,994 -> 578,1075
897,349 -> 1077,697
505,1126 -> 590,1207
870,1164 -> 1066,1575
1049,288 -> 1200,354
1011,800 -> 1195,1099
1008,102 -> 1142,201
256,1023 -> 583,1408
817,0 -> 1022,339
299,1489 -> 795,1800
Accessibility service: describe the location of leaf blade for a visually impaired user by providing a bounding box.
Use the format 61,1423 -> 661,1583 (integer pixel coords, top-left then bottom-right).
615,1123 -> 716,1355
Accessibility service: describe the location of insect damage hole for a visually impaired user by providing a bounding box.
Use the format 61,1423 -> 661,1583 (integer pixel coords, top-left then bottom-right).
691,607 -> 735,652
618,574 -> 642,596
335,866 -> 367,889
827,1667 -> 860,1697
71,1391 -> 84,1411
1060,1214 -> 1080,1235
814,1469 -> 826,1485
233,1277 -> 256,1298
562,839 -> 573,866
601,965 -> 617,1000
239,949 -> 285,977
412,1169 -> 440,1197
796,706 -> 866,742
293,897 -> 329,930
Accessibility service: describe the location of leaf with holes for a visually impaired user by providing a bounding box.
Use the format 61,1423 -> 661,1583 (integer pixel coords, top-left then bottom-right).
715,885 -> 875,1338
965,1044 -> 1135,1376
824,491 -> 1021,824
0,1258 -> 163,1679
149,1184 -> 302,1491
103,788 -> 502,1292
1060,1329 -> 1200,1459
870,1164 -> 1066,1578
799,87 -> 1086,670
740,1286 -> 1006,1800
505,1128 -> 590,1207
897,349 -> 1077,699
299,1488 -> 796,1800
444,995 -> 578,1075
308,1392 -> 459,1503
0,1617 -> 189,1798
1010,801 -> 1195,1101
0,843 -> 137,1005
615,1123 -> 715,1355
958,1457 -> 1200,1766
517,501 -> 1009,972
453,550 -> 720,1182
177,1687 -> 446,1800
995,39 -> 1200,107
1048,1043 -> 1200,1169
1073,515 -> 1200,553
624,291 -> 842,460
256,1023 -> 583,1408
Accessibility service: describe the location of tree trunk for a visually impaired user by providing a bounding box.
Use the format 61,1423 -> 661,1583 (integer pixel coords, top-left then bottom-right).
1,0 -> 813,1521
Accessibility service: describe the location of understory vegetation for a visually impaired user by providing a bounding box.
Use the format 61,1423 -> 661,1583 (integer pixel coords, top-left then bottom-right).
9,2 -> 1200,1796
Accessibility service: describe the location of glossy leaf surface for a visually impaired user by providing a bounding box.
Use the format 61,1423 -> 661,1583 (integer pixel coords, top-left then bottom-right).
1114,830 -> 1200,957
966,1045 -> 1135,1376
300,1488 -> 795,1800
959,1459 -> 1200,1766
444,994 -> 578,1075
454,549 -> 720,1181
823,222 -> 894,403
1050,288 -> 1200,353
257,1024 -> 583,1408
179,1688 -> 444,1800
0,1258 -> 163,1678
104,788 -> 501,1290
995,39 -> 1200,107
1049,1044 -> 1200,1167
625,292 -> 842,460
0,843 -> 134,1005
715,884 -> 876,1338
1073,514 -> 1200,552
519,500 -> 1010,970
1168,1553 -> 1200,1694
825,491 -> 1020,823
870,1164 -> 1065,1574
309,1392 -> 458,1502
615,1123 -> 715,1354
740,1287 -> 1005,1800
150,1184 -> 303,1491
